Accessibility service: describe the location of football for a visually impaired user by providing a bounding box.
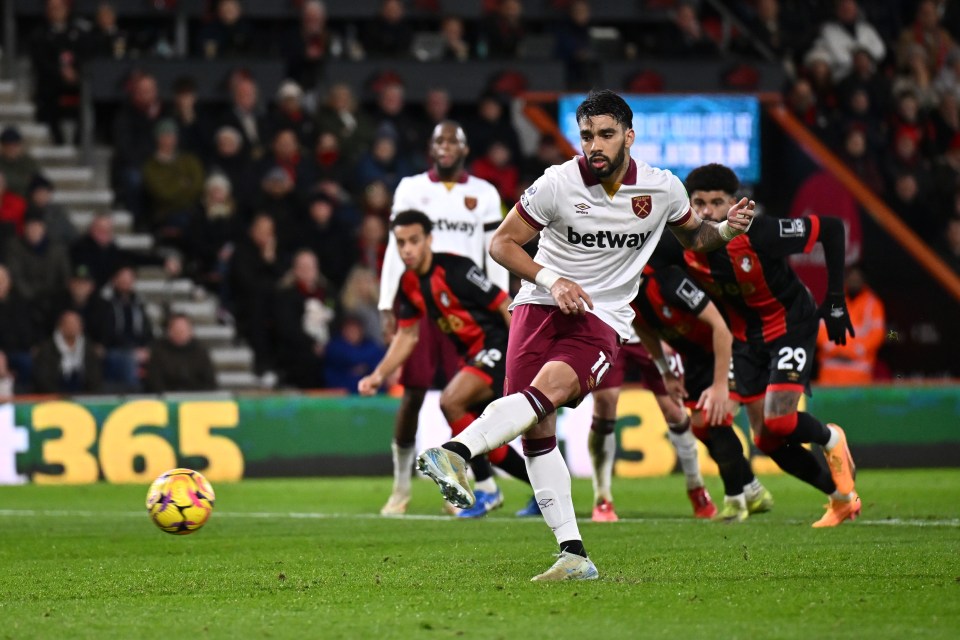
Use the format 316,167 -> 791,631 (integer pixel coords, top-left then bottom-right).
145,468 -> 216,535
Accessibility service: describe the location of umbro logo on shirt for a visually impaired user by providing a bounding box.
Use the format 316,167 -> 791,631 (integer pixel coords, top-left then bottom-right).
574,203 -> 591,214
567,226 -> 650,251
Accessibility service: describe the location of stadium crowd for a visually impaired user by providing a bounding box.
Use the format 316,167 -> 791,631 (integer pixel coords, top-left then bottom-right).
1,0 -> 958,396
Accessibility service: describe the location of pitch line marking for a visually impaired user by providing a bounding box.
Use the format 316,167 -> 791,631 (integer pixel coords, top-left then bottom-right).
0,509 -> 956,528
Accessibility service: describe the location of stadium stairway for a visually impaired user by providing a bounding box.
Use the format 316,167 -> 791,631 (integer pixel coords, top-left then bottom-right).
0,75 -> 260,392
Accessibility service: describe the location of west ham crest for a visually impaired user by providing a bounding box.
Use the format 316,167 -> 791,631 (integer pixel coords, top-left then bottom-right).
632,195 -> 652,219
464,196 -> 478,210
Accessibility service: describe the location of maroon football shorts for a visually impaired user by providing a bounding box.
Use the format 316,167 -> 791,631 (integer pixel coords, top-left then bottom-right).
398,318 -> 462,389
505,304 -> 621,404
594,340 -> 668,395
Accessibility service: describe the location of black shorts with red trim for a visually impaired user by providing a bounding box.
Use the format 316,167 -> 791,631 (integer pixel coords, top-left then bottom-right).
731,320 -> 817,403
463,343 -> 508,409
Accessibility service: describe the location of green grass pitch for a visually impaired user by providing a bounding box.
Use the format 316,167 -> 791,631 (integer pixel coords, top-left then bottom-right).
1,470 -> 958,639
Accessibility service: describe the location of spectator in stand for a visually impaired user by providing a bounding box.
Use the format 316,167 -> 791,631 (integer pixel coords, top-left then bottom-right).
934,133 -> 960,208
521,134 -> 568,185
100,265 -> 153,392
27,0 -> 86,145
185,174 -> 240,298
299,193 -> 357,293
363,0 -> 413,58
803,48 -> 840,115
70,213 -> 179,291
838,87 -> 885,153
354,131 -> 414,194
208,126 -> 257,210
0,171 -> 28,238
890,172 -> 939,241
816,264 -> 886,385
358,180 -> 392,221
171,76 -> 213,163
257,128 -> 316,195
937,214 -> 960,273
86,1 -> 129,60
338,265 -> 383,347
464,92 -> 521,162
323,314 -> 385,393
32,310 -> 102,394
893,45 -> 939,108
837,46 -> 893,119
411,88 -> 453,164
267,81 -> 316,149
738,0 -> 805,63
49,265 -> 108,343
813,0 -> 886,81
898,0 -> 956,76
112,72 -> 165,219
884,126 -> 933,195
366,81 -> 423,162
0,265 -> 35,390
146,314 -> 217,392
142,119 -> 206,242
438,16 -> 472,62
470,140 -> 519,206
554,0 -> 596,89
934,47 -> 960,100
0,127 -> 41,197
221,73 -> 268,161
253,167 -> 300,249
276,249 -> 333,388
356,213 -> 387,273
26,175 -> 77,246
888,90 -> 935,157
315,83 -> 374,166
5,208 -> 71,327
841,125 -> 886,195
282,0 -> 350,90
660,2 -> 719,58
931,93 -> 960,155
310,132 -> 350,186
479,0 -> 524,59
198,0 -> 255,59
231,214 -> 288,376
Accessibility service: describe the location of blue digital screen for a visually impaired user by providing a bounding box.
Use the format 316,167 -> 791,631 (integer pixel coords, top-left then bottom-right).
558,94 -> 761,184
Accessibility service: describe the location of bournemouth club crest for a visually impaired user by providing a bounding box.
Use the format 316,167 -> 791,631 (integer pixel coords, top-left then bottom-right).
632,195 -> 652,219
464,196 -> 478,210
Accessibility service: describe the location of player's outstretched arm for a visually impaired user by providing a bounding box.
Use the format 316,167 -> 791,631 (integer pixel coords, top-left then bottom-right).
491,209 -> 594,315
671,198 -> 756,252
815,216 -> 855,345
357,322 -> 419,395
695,302 -> 733,426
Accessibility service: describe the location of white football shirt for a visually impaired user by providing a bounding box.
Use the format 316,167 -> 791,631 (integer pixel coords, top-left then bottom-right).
514,156 -> 691,340
378,169 -> 508,310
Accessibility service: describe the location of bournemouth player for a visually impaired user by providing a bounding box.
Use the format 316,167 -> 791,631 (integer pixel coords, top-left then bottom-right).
377,121 -> 508,516
588,334 -> 717,522
416,90 -> 756,581
680,164 -> 859,527
632,258 -> 774,522
360,211 -> 532,517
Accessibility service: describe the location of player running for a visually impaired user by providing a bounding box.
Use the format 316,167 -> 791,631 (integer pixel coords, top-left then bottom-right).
679,163 -> 859,527
587,334 -> 718,522
377,121 -> 508,516
631,258 -> 774,522
360,210 -> 532,517
416,90 -> 756,581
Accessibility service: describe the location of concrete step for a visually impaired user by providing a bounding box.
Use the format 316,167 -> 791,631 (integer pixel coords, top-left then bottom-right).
13,123 -> 50,145
134,278 -> 194,302
193,324 -> 236,346
69,209 -> 133,232
115,233 -> 153,251
32,145 -> 80,167
44,166 -> 95,188
211,347 -> 254,370
0,102 -> 35,121
0,81 -> 16,98
52,188 -> 113,208
216,371 -> 261,390
170,299 -> 217,322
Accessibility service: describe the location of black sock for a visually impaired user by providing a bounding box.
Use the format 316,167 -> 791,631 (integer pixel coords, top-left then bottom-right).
493,447 -> 530,484
789,412 -> 831,446
740,456 -> 756,486
470,456 -> 493,482
705,428 -> 745,497
768,442 -> 835,494
560,539 -> 587,558
442,441 -> 472,461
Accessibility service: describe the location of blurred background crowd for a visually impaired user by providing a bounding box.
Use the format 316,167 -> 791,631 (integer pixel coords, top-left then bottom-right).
0,0 -> 958,397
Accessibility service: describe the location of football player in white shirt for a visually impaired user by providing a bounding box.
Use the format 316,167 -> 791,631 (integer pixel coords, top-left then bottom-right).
418,90 -> 757,581
377,121 -> 510,517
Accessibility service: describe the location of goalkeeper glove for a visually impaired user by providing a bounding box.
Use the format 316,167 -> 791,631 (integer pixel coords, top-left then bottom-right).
818,292 -> 855,346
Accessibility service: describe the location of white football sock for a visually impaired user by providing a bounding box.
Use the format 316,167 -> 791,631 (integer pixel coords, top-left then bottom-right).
825,425 -> 840,450
588,429 -> 616,503
452,393 -> 539,458
667,420 -> 703,490
527,447 -> 581,546
392,442 -> 415,495
744,478 -> 764,499
475,477 -> 497,493
726,493 -> 747,507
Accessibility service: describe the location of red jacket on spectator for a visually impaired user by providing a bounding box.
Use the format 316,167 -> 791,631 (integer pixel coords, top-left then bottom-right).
0,191 -> 27,235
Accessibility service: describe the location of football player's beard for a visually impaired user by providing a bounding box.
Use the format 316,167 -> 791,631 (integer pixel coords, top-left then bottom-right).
589,144 -> 627,179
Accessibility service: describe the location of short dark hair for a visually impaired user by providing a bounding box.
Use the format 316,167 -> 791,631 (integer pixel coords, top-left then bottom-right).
575,90 -> 633,130
391,210 -> 433,235
685,164 -> 740,196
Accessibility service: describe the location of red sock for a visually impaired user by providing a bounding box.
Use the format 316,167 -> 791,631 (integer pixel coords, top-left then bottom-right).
449,413 -> 476,437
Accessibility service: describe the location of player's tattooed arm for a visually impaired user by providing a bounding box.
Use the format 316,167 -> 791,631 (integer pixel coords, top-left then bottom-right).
670,198 -> 756,251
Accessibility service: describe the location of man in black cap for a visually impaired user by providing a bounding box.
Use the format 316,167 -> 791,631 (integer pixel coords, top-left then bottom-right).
0,127 -> 41,197
26,174 -> 77,246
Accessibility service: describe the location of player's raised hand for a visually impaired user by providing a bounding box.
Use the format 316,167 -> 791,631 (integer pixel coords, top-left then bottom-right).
662,370 -> 688,405
357,372 -> 383,396
696,382 -> 729,426
818,292 -> 856,346
726,197 -> 756,234
551,277 -> 594,315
